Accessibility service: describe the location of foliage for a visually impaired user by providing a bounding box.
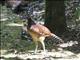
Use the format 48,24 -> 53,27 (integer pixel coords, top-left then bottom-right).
0,0 -> 45,51
0,5 -> 35,51
0,0 -> 80,52
65,0 -> 80,29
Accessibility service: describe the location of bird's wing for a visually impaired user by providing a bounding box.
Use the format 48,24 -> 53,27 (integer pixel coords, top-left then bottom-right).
30,24 -> 52,36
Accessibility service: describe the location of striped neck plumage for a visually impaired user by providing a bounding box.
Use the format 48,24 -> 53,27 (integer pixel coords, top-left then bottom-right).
27,17 -> 36,28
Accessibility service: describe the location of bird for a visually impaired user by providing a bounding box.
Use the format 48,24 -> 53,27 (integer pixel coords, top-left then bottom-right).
2,0 -> 63,53
22,16 -> 63,54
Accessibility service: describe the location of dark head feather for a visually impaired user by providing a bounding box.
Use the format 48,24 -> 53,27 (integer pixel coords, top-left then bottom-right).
27,17 -> 36,28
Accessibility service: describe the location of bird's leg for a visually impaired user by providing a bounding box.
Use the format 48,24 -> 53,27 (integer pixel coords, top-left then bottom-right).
41,41 -> 45,52
34,42 -> 38,54
40,40 -> 46,52
39,36 -> 46,53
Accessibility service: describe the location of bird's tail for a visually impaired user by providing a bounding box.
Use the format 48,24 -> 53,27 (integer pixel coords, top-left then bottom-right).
51,33 -> 64,43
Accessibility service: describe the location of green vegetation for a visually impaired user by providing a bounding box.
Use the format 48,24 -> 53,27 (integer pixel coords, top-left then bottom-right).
0,5 -> 35,51
0,0 -> 80,52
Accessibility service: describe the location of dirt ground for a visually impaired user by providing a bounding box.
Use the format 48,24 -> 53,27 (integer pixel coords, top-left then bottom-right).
1,48 -> 80,60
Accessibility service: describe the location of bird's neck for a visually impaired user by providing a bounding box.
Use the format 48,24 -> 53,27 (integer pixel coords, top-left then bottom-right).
27,18 -> 36,28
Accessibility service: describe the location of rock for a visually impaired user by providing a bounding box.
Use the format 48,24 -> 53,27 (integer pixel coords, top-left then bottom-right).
0,50 -> 8,55
1,53 -> 17,58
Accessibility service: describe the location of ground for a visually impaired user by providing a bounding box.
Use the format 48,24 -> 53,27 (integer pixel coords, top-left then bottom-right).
1,42 -> 80,60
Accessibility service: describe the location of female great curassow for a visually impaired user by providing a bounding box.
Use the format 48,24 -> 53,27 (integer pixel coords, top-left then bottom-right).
1,0 -> 63,53
23,17 -> 63,53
